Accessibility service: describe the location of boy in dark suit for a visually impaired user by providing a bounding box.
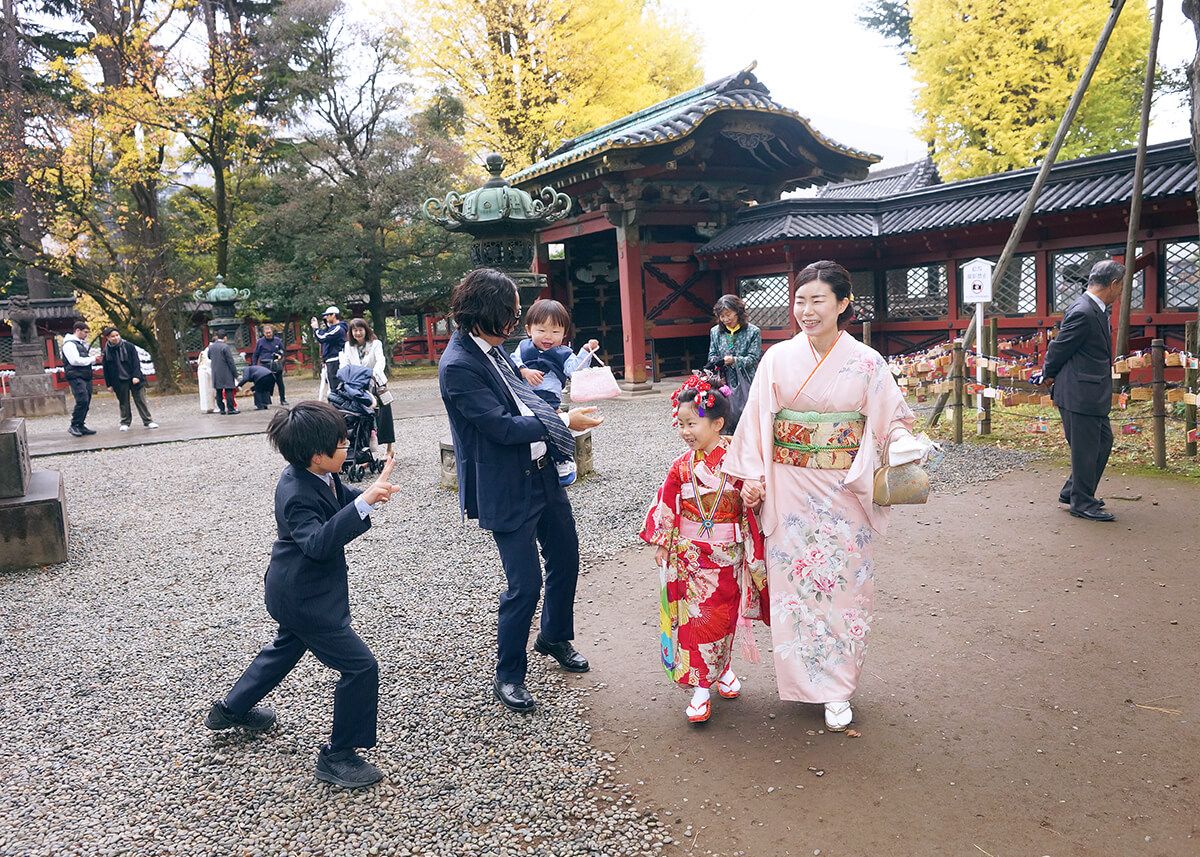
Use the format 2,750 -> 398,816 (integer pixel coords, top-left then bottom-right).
438,268 -> 604,713
206,402 -> 400,788
1040,259 -> 1124,522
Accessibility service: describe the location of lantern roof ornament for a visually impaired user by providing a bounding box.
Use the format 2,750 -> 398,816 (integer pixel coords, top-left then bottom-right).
423,153 -> 572,236
193,275 -> 250,304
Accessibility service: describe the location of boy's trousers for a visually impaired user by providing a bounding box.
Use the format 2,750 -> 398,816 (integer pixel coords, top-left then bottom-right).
224,623 -> 378,751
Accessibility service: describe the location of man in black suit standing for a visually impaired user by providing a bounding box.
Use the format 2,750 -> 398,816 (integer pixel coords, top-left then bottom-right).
1041,260 -> 1124,522
439,268 -> 604,712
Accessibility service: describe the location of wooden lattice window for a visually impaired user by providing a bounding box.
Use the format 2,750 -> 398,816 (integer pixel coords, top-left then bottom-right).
850,270 -> 876,322
1162,239 -> 1200,311
957,255 -> 1037,316
738,273 -> 791,329
884,264 -> 947,320
1052,247 -> 1143,312
0,335 -> 12,364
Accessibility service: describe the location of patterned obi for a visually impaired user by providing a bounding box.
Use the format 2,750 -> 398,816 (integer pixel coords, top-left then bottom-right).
771,408 -> 864,470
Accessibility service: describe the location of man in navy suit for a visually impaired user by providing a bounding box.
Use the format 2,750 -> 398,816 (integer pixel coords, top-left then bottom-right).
206,402 -> 401,788
1041,260 -> 1124,522
439,268 -> 604,712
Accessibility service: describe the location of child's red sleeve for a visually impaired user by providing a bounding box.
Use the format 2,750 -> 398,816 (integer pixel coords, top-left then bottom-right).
639,457 -> 683,547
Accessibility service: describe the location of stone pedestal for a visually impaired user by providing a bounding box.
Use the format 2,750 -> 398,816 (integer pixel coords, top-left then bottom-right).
0,417 -> 68,571
437,429 -> 594,492
618,379 -> 657,396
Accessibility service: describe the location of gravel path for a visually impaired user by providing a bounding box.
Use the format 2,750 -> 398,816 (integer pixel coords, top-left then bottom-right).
0,383 -> 1028,855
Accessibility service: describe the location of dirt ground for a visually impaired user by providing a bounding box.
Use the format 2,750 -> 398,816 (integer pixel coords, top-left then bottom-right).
574,462 -> 1198,857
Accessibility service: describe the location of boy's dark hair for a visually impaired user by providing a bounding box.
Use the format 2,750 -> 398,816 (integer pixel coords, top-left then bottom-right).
450,268 -> 520,338
101,326 -> 117,338
73,319 -> 89,332
525,299 -> 573,337
267,401 -> 347,469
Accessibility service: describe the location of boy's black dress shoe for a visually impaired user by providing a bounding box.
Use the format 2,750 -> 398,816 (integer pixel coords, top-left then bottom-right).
204,700 -> 276,732
493,678 -> 536,712
533,636 -> 590,672
1070,508 -> 1116,522
315,746 -> 383,789
1060,494 -> 1103,507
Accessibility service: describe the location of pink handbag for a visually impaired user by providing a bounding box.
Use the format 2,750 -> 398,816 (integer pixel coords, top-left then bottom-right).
568,353 -> 621,401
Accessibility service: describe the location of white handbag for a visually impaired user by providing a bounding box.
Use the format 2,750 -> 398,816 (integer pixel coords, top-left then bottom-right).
568,353 -> 621,402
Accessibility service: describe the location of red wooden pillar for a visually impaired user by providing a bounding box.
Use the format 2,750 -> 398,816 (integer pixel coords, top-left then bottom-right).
786,247 -> 800,336
616,220 -> 649,386
424,315 -> 436,365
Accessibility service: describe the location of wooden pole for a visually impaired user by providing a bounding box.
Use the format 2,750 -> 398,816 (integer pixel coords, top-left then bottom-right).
981,318 -> 997,435
927,0 -> 1128,426
1151,338 -> 1167,468
1185,320 -> 1197,456
1117,0 -> 1164,360
953,339 -> 964,445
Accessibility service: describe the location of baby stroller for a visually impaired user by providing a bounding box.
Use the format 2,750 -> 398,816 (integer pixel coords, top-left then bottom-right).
328,364 -> 384,483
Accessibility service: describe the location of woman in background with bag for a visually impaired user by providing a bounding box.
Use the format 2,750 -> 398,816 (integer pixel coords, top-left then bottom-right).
706,295 -> 760,433
339,318 -> 394,459
723,260 -> 920,732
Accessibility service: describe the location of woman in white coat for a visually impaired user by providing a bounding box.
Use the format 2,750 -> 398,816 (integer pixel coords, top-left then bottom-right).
339,317 -> 394,458
197,348 -> 215,413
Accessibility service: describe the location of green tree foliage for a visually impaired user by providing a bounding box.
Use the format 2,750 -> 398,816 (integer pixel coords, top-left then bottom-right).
412,0 -> 704,170
908,0 -> 1150,181
858,0 -> 912,50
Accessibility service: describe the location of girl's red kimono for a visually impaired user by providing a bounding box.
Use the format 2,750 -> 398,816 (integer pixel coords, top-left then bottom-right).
640,437 -> 768,688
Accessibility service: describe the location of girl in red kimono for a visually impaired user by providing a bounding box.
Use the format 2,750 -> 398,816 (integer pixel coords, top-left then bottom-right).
640,374 -> 768,723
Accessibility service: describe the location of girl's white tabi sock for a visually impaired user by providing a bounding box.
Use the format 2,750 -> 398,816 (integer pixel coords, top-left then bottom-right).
718,665 -> 737,685
688,686 -> 711,711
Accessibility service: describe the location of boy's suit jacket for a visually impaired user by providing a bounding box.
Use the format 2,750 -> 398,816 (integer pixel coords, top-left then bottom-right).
1043,293 -> 1113,417
438,329 -> 551,533
264,465 -> 371,631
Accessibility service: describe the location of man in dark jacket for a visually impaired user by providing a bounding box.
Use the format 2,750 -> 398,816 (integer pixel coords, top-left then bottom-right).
101,327 -> 157,431
62,319 -> 99,437
207,331 -> 239,415
438,268 -> 603,713
252,323 -> 288,404
1041,260 -> 1124,522
238,364 -> 277,409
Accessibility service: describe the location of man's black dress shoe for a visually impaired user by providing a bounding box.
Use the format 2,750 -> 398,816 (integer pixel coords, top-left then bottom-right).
533,636 -> 590,673
67,426 -> 83,437
1070,508 -> 1116,522
80,426 -> 97,435
493,678 -> 536,712
204,700 -> 276,731
1060,495 -> 1104,507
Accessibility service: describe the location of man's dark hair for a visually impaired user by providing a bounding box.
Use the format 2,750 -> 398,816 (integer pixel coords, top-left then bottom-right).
101,326 -> 118,338
1088,260 -> 1126,288
712,294 -> 749,328
525,299 -> 572,336
450,268 -> 520,338
72,320 -> 89,332
212,330 -> 226,339
266,401 -> 347,469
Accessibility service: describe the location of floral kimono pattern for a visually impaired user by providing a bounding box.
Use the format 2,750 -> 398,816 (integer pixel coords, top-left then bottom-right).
724,333 -> 914,703
639,439 -> 768,688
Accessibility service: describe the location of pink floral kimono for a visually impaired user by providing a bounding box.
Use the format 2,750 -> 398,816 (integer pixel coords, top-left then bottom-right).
724,332 -> 914,703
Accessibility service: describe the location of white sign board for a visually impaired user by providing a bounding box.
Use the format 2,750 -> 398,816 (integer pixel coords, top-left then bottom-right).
962,257 -> 994,304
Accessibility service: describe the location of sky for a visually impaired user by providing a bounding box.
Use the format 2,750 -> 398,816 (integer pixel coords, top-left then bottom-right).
658,0 -> 1193,168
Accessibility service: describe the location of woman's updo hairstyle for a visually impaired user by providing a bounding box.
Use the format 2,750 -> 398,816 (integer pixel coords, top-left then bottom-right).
795,260 -> 856,328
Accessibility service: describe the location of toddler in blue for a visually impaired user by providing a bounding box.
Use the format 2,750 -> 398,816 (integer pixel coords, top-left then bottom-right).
512,299 -> 599,486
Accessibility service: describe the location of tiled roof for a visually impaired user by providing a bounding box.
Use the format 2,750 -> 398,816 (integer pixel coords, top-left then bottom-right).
816,157 -> 939,199
507,65 -> 880,186
698,140 -> 1196,255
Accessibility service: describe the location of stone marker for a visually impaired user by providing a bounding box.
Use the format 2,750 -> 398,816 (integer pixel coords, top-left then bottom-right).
0,417 -> 68,571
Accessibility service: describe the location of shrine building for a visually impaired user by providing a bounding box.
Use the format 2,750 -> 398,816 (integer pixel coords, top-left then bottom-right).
514,65 -> 1199,382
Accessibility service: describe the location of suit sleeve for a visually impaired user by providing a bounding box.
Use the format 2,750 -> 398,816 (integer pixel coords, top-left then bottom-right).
282,491 -> 371,562
1042,308 -> 1089,380
443,362 -> 549,446
222,345 -> 237,376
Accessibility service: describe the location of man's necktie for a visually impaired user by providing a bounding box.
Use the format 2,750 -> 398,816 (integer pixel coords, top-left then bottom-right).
489,347 -> 575,463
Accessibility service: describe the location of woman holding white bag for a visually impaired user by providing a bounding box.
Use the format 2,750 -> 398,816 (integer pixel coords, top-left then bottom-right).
724,260 -> 932,733
338,317 -> 394,459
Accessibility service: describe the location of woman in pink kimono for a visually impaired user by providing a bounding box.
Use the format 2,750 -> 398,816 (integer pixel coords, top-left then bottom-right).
724,260 -> 915,732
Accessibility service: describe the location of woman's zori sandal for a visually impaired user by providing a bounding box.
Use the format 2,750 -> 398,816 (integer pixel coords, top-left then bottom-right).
824,701 -> 853,732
